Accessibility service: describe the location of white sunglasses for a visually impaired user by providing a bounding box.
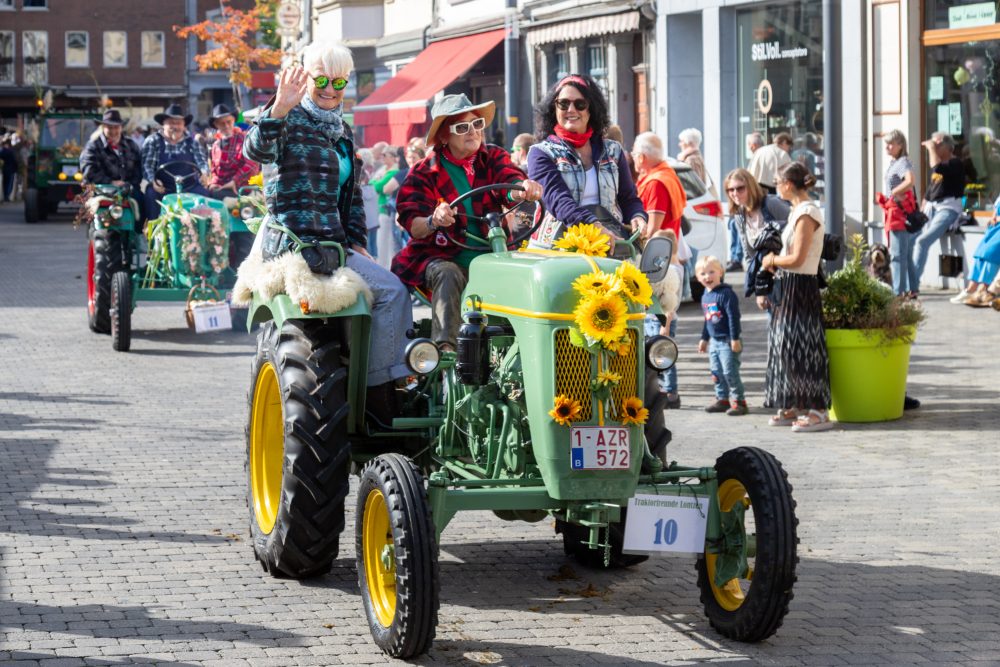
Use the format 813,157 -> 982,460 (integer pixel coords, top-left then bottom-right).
449,117 -> 487,135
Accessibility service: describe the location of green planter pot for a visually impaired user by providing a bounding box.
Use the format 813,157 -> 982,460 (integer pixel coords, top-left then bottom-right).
825,327 -> 915,423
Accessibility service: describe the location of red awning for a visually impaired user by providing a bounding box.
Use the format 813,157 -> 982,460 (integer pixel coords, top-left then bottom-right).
354,28 -> 506,145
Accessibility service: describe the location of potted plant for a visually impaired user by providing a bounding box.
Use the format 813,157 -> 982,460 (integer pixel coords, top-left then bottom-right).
822,234 -> 926,422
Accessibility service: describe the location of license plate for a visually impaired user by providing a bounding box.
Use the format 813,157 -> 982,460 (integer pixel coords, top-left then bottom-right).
570,426 -> 630,470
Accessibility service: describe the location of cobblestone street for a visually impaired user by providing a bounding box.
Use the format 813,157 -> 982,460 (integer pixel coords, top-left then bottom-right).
2,202 -> 999,666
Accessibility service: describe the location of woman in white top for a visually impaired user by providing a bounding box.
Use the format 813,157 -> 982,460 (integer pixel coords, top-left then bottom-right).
759,162 -> 833,432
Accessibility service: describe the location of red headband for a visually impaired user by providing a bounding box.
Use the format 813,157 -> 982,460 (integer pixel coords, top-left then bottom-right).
556,75 -> 588,90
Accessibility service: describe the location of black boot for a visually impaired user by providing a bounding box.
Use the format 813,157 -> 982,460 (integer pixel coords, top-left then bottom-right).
300,246 -> 341,275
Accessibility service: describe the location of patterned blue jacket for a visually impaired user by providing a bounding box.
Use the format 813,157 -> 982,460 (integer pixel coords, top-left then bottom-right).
243,104 -> 367,248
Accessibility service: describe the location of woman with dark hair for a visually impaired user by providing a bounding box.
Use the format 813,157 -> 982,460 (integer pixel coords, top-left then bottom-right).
723,167 -> 790,303
759,161 -> 833,433
393,94 -> 542,349
527,74 -> 646,248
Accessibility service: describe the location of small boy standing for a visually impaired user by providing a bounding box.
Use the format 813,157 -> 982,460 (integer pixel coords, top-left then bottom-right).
696,255 -> 748,416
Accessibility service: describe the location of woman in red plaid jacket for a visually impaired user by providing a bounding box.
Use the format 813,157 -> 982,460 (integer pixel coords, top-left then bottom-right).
393,94 -> 542,349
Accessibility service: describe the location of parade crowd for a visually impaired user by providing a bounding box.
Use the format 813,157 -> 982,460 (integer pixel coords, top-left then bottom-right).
5,38 -> 999,432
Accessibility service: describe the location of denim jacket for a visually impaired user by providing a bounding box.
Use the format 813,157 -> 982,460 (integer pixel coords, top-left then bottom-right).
527,135 -> 646,233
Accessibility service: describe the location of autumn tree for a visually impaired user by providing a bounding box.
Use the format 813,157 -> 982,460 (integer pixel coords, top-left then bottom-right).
175,0 -> 283,110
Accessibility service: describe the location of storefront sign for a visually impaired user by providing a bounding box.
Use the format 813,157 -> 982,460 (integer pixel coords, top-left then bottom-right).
751,40 -> 809,62
948,2 -> 996,29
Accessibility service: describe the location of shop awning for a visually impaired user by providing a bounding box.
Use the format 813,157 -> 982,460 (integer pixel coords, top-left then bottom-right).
354,28 -> 506,145
525,11 -> 640,47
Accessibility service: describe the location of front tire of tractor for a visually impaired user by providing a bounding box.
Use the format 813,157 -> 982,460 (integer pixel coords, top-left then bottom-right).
246,320 -> 351,578
25,188 -> 40,223
88,229 -> 121,334
696,446 -> 798,642
110,271 -> 131,352
357,454 -> 439,659
556,506 -> 648,569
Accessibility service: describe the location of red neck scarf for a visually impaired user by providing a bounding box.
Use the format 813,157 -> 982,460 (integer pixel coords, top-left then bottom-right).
554,125 -> 593,149
441,145 -> 477,183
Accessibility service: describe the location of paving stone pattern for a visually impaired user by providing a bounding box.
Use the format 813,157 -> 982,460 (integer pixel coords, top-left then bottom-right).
1,202 -> 999,666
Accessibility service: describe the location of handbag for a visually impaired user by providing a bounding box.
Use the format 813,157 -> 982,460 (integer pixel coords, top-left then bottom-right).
904,209 -> 928,234
938,254 -> 964,277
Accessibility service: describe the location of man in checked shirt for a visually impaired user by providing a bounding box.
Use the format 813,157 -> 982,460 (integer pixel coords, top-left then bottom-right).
206,104 -> 259,199
140,103 -> 213,216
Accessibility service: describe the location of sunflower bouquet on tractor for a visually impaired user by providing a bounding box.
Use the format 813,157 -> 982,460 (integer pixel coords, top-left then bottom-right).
240,183 -> 798,659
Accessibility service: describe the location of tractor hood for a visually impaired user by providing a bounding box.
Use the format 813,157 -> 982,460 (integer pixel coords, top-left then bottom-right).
463,250 -> 641,318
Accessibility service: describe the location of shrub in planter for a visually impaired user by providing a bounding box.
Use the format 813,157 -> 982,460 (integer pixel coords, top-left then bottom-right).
822,235 -> 926,422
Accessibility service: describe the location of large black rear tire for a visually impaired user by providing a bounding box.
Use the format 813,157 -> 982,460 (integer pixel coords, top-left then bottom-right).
88,229 -> 122,334
25,188 -> 40,223
246,320 -> 351,578
696,446 -> 798,642
357,454 -> 439,659
110,271 -> 131,352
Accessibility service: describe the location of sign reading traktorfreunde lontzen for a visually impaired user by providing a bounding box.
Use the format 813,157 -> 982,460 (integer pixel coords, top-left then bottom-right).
622,494 -> 710,555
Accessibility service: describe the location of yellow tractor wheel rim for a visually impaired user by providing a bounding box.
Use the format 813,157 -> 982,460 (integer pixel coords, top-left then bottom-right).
362,489 -> 396,627
250,362 -> 283,534
706,478 -> 749,611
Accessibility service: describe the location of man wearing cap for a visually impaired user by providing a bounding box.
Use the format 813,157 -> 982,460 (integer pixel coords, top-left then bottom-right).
79,109 -> 144,219
140,103 -> 211,215
393,93 -> 543,350
207,103 -> 259,198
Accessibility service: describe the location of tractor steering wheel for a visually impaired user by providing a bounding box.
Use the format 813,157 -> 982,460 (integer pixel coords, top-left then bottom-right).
443,183 -> 542,252
155,160 -> 202,191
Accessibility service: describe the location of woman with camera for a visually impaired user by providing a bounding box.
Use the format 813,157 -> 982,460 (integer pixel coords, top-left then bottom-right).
759,162 -> 833,433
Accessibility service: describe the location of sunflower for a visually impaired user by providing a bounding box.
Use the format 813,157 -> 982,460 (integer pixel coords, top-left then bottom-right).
247,173 -> 264,187
615,261 -> 653,307
549,394 -> 583,426
606,334 -> 632,357
574,292 -> 628,345
619,396 -> 649,425
554,223 -> 611,257
596,370 -> 622,386
571,269 -> 621,297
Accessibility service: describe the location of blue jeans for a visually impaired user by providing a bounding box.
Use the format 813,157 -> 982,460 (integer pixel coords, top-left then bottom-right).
709,338 -> 744,401
889,230 -> 918,295
913,206 -> 960,289
367,228 -> 379,258
728,217 -> 742,264
344,252 -> 413,386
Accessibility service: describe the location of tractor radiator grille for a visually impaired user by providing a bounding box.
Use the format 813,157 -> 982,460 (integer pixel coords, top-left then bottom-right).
554,328 -> 638,422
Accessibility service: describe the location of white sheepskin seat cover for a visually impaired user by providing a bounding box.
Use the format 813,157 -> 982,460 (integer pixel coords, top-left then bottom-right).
651,265 -> 682,316
232,249 -> 372,314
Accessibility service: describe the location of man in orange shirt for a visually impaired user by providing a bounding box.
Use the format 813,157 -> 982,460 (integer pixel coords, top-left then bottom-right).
631,132 -> 687,240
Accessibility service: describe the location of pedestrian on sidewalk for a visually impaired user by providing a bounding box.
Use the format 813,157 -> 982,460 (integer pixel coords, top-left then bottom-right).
748,132 -> 792,195
874,129 -> 920,297
723,167 -> 789,304
646,228 -> 684,408
632,132 -> 686,241
696,255 -> 747,416
760,162 -> 833,432
726,132 -> 765,271
954,193 -> 1000,307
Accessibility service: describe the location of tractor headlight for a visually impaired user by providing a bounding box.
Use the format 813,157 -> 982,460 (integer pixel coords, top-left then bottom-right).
58,172 -> 67,181
109,205 -> 124,220
73,172 -> 83,181
646,335 -> 678,371
405,338 -> 440,375
240,205 -> 254,220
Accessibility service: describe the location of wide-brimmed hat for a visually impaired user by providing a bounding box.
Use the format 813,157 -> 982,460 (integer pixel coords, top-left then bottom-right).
425,94 -> 495,144
96,109 -> 126,127
154,103 -> 193,126
209,103 -> 237,128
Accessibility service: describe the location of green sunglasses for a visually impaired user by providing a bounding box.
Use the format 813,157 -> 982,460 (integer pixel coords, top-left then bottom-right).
313,75 -> 349,91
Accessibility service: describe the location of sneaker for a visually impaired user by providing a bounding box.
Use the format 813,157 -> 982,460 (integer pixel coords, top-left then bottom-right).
665,392 -> 681,409
725,260 -> 744,272
705,399 -> 730,413
726,400 -> 749,416
950,289 -> 971,304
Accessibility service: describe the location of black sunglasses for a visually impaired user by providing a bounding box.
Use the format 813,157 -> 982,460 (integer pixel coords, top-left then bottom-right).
555,98 -> 589,112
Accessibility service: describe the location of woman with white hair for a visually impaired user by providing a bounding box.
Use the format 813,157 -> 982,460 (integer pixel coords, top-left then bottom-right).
677,127 -> 707,184
243,40 -> 412,416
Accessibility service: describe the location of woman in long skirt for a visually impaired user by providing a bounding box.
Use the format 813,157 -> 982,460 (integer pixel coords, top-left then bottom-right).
759,162 -> 833,432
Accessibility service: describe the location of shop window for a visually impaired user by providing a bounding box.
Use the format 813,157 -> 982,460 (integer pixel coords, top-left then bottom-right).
924,41 -> 1000,210
141,31 -> 164,67
551,49 -> 567,86
23,0 -> 46,8
736,1 -> 825,198
586,42 -> 608,95
22,30 -> 46,85
926,1 -> 999,31
0,0 -> 13,9
104,31 -> 127,68
66,31 -> 88,68
0,31 -> 13,85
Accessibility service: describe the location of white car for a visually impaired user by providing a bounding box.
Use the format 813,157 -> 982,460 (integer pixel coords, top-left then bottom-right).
665,157 -> 727,263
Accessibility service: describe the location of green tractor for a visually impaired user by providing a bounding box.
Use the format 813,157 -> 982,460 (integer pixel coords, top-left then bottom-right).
245,184 -> 798,658
25,110 -> 100,222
